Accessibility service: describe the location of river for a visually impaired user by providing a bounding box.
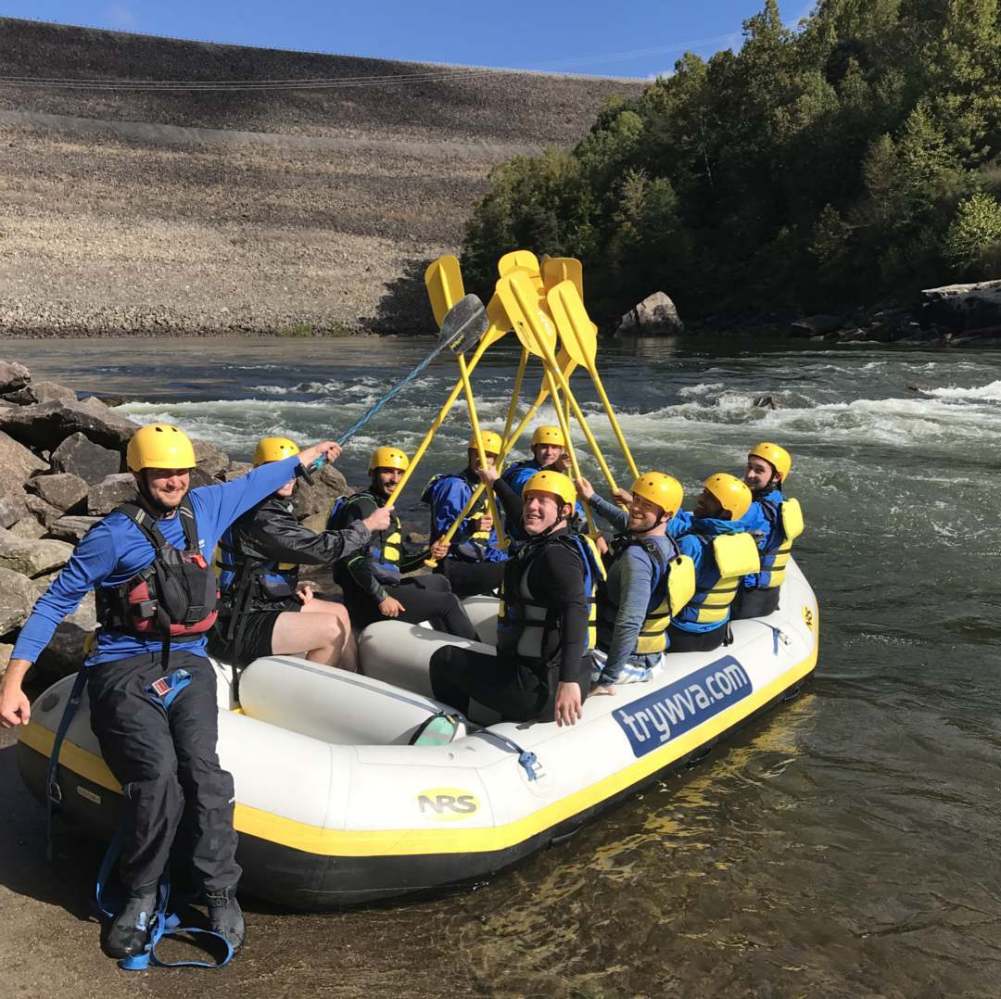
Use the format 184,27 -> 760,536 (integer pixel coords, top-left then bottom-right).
6,334 -> 1001,997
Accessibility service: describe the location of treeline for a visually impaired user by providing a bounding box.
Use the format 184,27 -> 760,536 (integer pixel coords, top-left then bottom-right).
461,0 -> 1001,327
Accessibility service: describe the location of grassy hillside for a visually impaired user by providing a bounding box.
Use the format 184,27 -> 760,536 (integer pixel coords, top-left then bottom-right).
0,17 -> 642,335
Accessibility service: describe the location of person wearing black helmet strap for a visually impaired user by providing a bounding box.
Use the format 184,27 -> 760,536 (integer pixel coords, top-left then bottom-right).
213,436 -> 393,671
328,446 -> 478,639
0,423 -> 342,963
430,469 -> 602,727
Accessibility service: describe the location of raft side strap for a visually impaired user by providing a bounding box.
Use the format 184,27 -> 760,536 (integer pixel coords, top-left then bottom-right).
752,621 -> 789,655
46,666 -> 90,861
471,729 -> 543,781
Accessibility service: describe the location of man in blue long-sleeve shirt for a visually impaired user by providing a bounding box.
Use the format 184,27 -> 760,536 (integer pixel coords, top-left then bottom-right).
422,430 -> 508,598
578,473 -> 699,688
0,423 -> 341,962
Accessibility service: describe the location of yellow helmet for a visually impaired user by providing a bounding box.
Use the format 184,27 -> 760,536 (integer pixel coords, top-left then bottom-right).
749,441 -> 792,482
468,430 -> 503,456
630,472 -> 683,517
523,469 -> 576,509
369,446 -> 409,472
126,424 -> 196,472
703,473 -> 752,520
531,425 -> 566,448
253,436 -> 300,467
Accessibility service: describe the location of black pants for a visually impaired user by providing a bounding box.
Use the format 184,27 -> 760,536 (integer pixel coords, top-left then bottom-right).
435,558 -> 505,599
731,586 -> 780,620
345,574 -> 478,640
87,650 -> 241,895
429,645 -> 566,722
666,623 -> 727,653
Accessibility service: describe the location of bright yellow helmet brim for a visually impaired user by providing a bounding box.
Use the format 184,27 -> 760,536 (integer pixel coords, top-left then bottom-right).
126,424 -> 196,472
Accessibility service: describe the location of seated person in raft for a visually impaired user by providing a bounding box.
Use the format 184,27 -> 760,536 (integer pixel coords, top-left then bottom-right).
420,430 -> 508,599
429,468 -> 603,728
576,472 -> 699,690
328,445 -> 479,640
665,473 -> 757,653
212,436 -> 393,671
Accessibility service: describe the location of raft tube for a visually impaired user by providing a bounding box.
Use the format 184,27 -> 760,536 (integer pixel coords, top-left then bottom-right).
17,559 -> 819,909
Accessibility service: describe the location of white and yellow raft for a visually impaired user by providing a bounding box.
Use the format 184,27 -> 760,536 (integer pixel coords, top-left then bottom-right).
18,559 -> 818,909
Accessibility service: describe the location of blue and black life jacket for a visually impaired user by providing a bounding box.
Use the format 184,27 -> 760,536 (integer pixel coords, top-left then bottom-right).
497,531 -> 604,664
328,491 -> 402,585
421,471 -> 495,563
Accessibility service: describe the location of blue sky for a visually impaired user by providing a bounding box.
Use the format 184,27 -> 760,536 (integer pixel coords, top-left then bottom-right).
0,1 -> 815,78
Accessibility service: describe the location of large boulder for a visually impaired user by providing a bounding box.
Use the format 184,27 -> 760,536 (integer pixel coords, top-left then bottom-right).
51,432 -> 121,485
8,517 -> 45,540
0,399 -> 138,452
192,438 -> 230,478
292,464 -> 350,524
0,566 -> 39,635
29,472 -> 89,514
0,429 -> 47,487
36,592 -> 97,676
24,493 -> 64,527
0,530 -> 74,577
222,462 -> 252,481
615,292 -> 685,337
0,360 -> 30,394
789,314 -> 847,337
47,515 -> 101,542
28,380 -> 78,406
0,643 -> 13,678
88,473 -> 138,514
921,279 -> 1001,331
0,494 -> 27,529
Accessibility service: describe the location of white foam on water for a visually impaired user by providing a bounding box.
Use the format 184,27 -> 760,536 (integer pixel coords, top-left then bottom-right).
919,379 -> 1001,401
678,382 -> 725,398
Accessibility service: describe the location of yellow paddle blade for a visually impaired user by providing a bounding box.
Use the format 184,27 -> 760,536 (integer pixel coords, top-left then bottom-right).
498,249 -> 541,277
547,279 -> 597,367
541,257 -> 584,299
483,292 -> 511,347
496,272 -> 558,360
424,255 -> 465,328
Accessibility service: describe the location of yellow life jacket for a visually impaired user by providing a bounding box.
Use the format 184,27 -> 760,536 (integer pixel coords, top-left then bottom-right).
685,532 -> 760,625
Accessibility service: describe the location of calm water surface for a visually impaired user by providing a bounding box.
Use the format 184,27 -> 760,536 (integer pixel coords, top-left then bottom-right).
10,334 -> 1001,996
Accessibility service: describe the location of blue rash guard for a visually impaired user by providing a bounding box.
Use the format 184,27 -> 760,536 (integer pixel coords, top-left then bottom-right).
12,455 -> 301,667
589,493 -> 701,681
422,469 -> 507,564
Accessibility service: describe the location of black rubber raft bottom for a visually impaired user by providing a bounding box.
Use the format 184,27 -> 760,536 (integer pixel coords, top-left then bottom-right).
18,668 -> 814,910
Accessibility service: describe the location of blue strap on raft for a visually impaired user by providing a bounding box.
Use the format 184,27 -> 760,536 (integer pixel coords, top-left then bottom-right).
47,666 -> 233,970
472,729 -> 543,781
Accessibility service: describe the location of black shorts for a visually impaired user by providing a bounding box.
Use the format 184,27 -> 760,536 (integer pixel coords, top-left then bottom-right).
222,605 -> 300,667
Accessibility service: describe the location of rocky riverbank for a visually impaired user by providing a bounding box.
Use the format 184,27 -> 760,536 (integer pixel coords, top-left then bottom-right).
0,358 -> 351,682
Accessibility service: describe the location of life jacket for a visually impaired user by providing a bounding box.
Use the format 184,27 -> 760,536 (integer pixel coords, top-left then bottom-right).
755,496 -> 804,589
597,535 -> 697,655
95,497 -> 218,637
679,532 -> 760,627
421,471 -> 493,562
497,531 -> 604,664
329,491 -> 402,585
216,523 -> 298,616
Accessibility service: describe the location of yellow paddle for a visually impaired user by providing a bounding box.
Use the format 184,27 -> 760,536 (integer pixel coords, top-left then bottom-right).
547,279 -> 639,479
541,256 -> 584,299
423,256 -> 506,548
497,271 -> 622,495
431,349 -> 580,554
385,260 -> 508,507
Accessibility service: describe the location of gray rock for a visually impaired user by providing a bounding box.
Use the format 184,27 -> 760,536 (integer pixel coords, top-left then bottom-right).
615,291 -> 685,337
188,467 -> 218,489
29,472 -> 89,513
0,565 -> 40,635
0,642 -> 13,678
921,279 -> 1001,331
192,438 -> 230,477
36,592 -> 97,675
292,463 -> 350,522
0,494 -> 27,529
0,531 -> 74,578
790,314 -> 846,337
51,432 -> 121,485
0,360 -> 31,394
88,472 -> 138,514
222,461 -> 252,481
24,493 -> 64,527
1,386 -> 36,405
47,515 -> 101,542
0,429 -> 47,489
31,380 -> 79,406
8,517 -> 45,540
0,399 -> 138,452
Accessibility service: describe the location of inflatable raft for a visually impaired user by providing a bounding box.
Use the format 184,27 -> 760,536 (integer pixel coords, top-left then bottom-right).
18,558 -> 818,909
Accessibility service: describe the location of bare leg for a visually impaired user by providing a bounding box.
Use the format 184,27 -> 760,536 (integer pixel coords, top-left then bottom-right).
270,599 -> 357,671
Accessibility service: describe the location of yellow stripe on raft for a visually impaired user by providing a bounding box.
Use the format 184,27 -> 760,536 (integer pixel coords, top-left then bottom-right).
20,644 -> 817,858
